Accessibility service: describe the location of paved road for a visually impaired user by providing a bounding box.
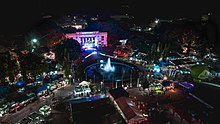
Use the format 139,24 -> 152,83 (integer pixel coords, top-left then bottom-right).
192,82 -> 220,110
0,97 -> 49,124
0,84 -> 74,124
190,82 -> 220,123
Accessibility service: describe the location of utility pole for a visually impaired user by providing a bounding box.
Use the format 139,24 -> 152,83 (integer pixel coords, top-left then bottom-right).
137,77 -> 140,88
93,75 -> 95,83
130,70 -> 132,87
84,71 -> 87,81
112,75 -> 114,89
121,76 -> 124,87
102,74 -> 104,83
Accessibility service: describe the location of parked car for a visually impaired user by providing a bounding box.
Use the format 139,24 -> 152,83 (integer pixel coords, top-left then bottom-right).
73,85 -> 91,96
0,104 -> 9,117
27,111 -> 44,123
39,105 -> 51,117
73,86 -> 84,96
8,102 -> 19,113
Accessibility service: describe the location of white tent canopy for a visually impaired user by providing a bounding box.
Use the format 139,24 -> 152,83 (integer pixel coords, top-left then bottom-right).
78,81 -> 90,86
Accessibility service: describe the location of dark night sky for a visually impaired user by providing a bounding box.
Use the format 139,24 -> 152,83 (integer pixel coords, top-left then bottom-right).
0,0 -> 219,35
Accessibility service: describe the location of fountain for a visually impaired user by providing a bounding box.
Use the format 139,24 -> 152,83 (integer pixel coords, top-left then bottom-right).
103,58 -> 115,72
84,57 -> 137,82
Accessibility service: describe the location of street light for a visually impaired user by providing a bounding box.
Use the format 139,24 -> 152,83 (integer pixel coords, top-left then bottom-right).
100,81 -> 103,91
32,39 -> 38,43
130,70 -> 133,87
30,38 -> 38,52
155,19 -> 159,24
69,75 -> 72,84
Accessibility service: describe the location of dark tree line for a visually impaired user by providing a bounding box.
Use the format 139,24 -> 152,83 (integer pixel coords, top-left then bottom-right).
54,38 -> 81,77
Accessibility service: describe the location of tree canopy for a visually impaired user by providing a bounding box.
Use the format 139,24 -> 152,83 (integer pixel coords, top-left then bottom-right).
54,38 -> 81,76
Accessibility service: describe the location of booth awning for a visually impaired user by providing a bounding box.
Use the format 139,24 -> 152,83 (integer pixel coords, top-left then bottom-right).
16,80 -> 25,87
34,85 -> 48,94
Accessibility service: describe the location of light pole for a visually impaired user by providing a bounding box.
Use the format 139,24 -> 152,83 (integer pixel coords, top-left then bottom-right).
30,32 -> 53,52
69,75 -> 72,84
102,74 -> 104,83
137,77 -> 140,88
121,77 -> 124,87
84,71 -> 87,81
100,81 -> 103,92
130,70 -> 132,87
112,75 -> 114,89
31,38 -> 38,52
93,75 -> 95,83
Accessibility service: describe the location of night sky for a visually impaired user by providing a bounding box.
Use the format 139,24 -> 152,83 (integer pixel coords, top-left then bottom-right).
0,0 -> 219,35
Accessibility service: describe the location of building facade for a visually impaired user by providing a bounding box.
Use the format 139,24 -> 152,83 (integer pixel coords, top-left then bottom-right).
65,31 -> 108,50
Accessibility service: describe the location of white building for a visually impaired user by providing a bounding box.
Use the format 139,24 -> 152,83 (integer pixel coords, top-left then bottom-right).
65,31 -> 108,50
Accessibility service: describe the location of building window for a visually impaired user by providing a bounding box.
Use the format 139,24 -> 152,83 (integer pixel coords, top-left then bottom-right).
101,36 -> 104,40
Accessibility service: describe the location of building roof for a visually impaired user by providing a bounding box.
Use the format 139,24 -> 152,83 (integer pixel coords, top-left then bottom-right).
115,97 -> 147,124
108,87 -> 129,99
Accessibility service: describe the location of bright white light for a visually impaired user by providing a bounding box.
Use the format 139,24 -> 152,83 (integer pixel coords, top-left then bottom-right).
155,19 -> 159,24
32,39 -> 38,43
138,84 -> 142,87
163,76 -> 168,80
143,113 -> 148,117
72,25 -> 82,30
100,60 -> 104,63
155,68 -> 160,73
